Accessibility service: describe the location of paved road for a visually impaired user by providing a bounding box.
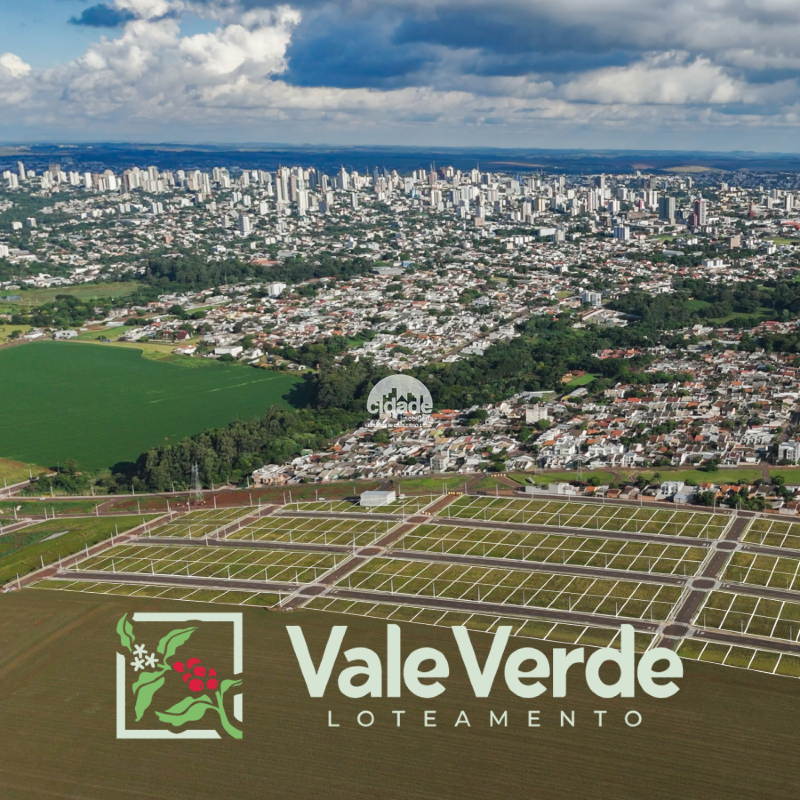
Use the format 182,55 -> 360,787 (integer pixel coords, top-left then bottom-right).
275,509 -> 720,549
51,569 -> 661,633
136,534 -> 688,587
664,515 -> 751,642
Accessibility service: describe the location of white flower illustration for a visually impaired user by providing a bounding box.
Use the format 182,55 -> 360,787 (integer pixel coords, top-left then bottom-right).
133,644 -> 148,657
144,653 -> 158,668
131,656 -> 146,671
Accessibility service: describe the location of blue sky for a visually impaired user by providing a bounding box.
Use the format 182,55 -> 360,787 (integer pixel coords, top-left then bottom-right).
2,0 -> 800,149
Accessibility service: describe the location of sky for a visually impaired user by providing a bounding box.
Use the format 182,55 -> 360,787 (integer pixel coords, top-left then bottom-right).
3,0 -> 800,150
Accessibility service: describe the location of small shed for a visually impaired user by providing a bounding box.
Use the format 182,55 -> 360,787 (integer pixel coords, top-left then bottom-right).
360,490 -> 396,507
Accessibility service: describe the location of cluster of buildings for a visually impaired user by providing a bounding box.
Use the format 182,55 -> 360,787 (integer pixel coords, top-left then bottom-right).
5,159 -> 800,505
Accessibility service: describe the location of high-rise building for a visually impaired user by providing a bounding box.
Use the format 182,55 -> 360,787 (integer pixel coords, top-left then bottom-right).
17,161 -> 25,181
658,196 -> 676,223
237,213 -> 252,235
694,198 -> 707,226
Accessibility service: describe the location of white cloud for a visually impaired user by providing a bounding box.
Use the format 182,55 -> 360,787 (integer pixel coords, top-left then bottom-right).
6,0 -> 800,144
0,53 -> 32,79
561,54 -> 748,105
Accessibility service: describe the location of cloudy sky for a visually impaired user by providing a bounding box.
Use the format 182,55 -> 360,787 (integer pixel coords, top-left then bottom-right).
2,0 -> 800,149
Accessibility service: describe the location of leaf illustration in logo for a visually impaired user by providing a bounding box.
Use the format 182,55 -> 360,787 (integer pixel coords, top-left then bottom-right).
156,627 -> 196,661
219,678 -> 242,696
156,695 -> 215,727
116,613 -> 135,652
132,669 -> 168,721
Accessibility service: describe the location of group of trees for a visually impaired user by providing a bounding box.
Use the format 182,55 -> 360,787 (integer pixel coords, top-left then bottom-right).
136,250 -> 376,293
9,294 -> 112,328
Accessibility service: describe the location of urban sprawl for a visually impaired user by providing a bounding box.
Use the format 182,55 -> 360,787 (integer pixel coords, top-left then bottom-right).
4,158 -> 800,509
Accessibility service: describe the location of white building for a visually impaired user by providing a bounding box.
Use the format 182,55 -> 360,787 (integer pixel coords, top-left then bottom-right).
779,440 -> 800,464
360,490 -> 396,507
430,453 -> 450,472
525,404 -> 549,424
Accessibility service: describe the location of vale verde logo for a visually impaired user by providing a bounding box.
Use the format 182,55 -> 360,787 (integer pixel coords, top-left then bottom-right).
367,375 -> 433,417
289,623 -> 684,730
115,612 -> 243,739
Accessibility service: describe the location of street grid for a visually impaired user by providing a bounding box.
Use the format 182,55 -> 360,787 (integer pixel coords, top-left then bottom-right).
306,595 -> 657,651
32,576 -> 284,607
398,523 -> 708,576
696,590 -> 800,642
281,495 -> 439,516
147,506 -> 257,539
19,494 -> 800,681
677,637 -> 800,677
78,542 -> 338,584
343,556 -> 683,621
227,515 -> 397,547
444,496 -> 728,538
722,551 -> 800,591
744,517 -> 800,550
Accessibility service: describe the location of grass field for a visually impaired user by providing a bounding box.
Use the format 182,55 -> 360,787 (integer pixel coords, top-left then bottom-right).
0,514 -> 155,585
346,556 -> 682,621
78,542 -> 338,583
722,551 -> 800,590
3,591 -> 800,799
401,523 -> 708,575
0,341 -> 307,470
564,373 -> 596,390
0,498 -> 101,521
2,281 -> 143,307
32,577 -> 284,607
230,514 -> 397,547
308,595 -> 656,651
148,506 -> 256,538
745,517 -> 800,549
678,637 -> 800,677
696,590 -> 800,642
0,457 -> 44,486
0,324 -> 32,343
445,496 -> 727,538
282,496 -> 438,515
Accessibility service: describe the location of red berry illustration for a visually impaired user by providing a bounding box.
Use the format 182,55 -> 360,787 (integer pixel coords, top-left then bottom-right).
193,665 -> 206,677
209,668 -> 216,677
183,673 -> 191,683
188,678 -> 204,692
173,661 -> 185,673
187,657 -> 201,669
207,679 -> 218,691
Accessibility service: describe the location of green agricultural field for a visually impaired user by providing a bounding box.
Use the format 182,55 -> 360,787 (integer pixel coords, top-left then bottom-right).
2,591 -> 800,799
0,341 -> 308,470
0,514 -> 155,585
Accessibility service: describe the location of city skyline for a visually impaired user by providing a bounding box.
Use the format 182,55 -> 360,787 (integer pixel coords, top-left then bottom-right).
3,1 -> 800,150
